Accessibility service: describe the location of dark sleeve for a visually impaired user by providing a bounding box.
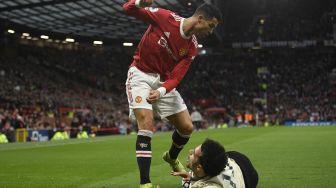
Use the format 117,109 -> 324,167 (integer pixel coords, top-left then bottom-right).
227,151 -> 259,188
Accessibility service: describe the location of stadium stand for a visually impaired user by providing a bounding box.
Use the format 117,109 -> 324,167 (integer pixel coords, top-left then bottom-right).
1,42 -> 335,142
0,0 -> 335,142
181,48 -> 336,127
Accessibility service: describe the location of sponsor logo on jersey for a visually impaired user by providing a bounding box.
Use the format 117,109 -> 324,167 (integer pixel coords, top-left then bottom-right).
158,36 -> 178,61
135,96 -> 142,103
164,32 -> 170,38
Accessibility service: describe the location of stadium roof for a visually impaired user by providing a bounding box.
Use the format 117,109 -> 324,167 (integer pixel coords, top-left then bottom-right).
0,0 -> 203,41
1,0 -> 332,45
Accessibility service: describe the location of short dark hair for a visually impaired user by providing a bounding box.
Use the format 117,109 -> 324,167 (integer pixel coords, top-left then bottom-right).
194,3 -> 222,22
199,139 -> 228,177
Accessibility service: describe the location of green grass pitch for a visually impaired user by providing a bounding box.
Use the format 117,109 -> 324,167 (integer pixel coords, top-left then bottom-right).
1,126 -> 336,187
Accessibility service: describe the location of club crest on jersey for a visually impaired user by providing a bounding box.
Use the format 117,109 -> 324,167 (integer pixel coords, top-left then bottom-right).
179,48 -> 188,56
135,96 -> 142,103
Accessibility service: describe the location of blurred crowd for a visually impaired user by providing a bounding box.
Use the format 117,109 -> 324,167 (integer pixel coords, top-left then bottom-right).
181,48 -> 336,127
0,42 -> 335,142
0,44 -> 132,142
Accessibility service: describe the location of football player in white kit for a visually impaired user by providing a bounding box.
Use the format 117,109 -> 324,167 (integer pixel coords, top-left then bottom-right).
172,139 -> 259,188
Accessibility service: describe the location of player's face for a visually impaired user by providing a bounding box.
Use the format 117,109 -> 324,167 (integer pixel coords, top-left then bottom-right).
186,145 -> 202,169
195,16 -> 219,38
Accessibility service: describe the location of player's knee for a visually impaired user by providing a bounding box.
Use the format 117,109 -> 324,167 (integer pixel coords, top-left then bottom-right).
181,123 -> 193,135
137,116 -> 153,130
134,110 -> 153,129
139,119 -> 153,130
186,124 -> 194,135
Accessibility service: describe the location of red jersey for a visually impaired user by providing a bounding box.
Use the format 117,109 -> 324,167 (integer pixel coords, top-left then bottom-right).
123,0 -> 198,92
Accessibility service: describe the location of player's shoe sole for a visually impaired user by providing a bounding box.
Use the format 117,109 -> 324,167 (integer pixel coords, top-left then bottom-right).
162,151 -> 186,172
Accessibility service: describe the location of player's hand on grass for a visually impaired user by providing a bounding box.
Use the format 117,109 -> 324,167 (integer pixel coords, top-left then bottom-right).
171,171 -> 192,181
146,90 -> 160,104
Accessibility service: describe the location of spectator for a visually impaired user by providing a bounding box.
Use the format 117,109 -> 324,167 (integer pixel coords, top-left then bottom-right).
190,107 -> 203,130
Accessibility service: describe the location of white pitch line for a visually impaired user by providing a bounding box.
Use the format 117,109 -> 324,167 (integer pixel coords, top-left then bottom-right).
0,135 -> 135,151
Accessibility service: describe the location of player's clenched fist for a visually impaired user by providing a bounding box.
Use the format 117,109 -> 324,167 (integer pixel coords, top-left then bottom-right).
146,90 -> 160,104
139,0 -> 154,7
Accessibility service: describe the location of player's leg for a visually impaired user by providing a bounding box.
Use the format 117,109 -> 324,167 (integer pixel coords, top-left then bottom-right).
125,66 -> 156,187
155,89 -> 193,172
162,110 -> 193,172
166,110 -> 193,159
134,108 -> 154,186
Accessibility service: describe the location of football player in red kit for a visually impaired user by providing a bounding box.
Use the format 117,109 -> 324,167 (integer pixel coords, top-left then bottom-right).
123,0 -> 222,187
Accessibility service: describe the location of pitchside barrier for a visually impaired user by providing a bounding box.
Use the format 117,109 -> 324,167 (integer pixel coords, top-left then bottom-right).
28,129 -> 50,142
15,129 -> 51,142
12,128 -> 120,143
284,121 -> 336,126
